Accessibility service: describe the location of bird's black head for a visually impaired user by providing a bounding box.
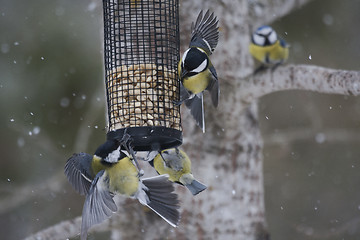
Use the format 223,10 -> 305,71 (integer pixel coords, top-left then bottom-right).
94,139 -> 119,159
181,47 -> 209,77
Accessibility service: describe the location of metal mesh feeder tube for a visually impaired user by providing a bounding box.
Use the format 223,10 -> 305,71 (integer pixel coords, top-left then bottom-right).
102,0 -> 182,151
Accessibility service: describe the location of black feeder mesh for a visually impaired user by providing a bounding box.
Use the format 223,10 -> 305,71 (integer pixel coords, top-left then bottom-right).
102,0 -> 182,150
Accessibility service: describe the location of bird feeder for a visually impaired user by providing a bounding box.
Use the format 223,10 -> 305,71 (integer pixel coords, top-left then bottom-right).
102,0 -> 182,151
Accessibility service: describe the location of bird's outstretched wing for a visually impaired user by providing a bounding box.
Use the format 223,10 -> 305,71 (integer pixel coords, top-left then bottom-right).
185,94 -> 205,133
189,10 -> 219,55
64,152 -> 93,195
206,65 -> 219,107
141,175 -> 180,227
81,170 -> 117,240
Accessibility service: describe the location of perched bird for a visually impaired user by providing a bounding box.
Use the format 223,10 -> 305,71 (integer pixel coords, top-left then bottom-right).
177,9 -> 220,133
148,148 -> 207,196
64,143 -> 180,240
249,25 -> 289,72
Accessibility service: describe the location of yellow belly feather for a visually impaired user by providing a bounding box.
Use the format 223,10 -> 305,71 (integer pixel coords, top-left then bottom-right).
92,156 -> 139,197
108,158 -> 139,196
249,40 -> 288,64
182,70 -> 210,94
153,151 -> 192,183
178,60 -> 211,94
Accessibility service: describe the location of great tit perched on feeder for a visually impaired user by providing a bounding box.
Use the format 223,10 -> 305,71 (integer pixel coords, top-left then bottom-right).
64,146 -> 180,239
249,25 -> 289,73
148,148 -> 207,196
177,10 -> 220,133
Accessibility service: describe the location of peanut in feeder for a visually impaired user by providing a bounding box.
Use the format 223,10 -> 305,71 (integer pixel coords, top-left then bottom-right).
102,0 -> 182,151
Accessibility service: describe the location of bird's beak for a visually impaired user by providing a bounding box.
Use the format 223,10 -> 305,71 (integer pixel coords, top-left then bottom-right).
181,69 -> 188,79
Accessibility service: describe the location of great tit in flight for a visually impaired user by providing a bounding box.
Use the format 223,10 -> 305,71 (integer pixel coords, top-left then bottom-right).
177,10 -> 220,133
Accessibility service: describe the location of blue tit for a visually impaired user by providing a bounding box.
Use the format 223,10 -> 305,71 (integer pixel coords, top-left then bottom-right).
249,25 -> 289,71
177,10 -> 220,133
64,143 -> 180,240
148,148 -> 207,196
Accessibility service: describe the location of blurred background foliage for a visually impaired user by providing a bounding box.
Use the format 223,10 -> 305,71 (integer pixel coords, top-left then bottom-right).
0,0 -> 359,239
262,1 -> 360,239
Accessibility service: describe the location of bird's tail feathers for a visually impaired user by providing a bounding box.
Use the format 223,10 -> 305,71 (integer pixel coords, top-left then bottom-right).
81,170 -> 117,240
186,179 -> 207,196
139,175 -> 180,227
185,94 -> 205,133
206,75 -> 219,108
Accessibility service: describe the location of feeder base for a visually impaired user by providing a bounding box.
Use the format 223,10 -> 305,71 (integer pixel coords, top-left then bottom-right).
107,126 -> 182,152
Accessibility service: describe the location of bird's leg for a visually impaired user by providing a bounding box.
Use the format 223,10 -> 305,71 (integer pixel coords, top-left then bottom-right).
114,130 -> 144,176
271,62 -> 282,72
173,99 -> 184,106
119,129 -> 131,144
137,151 -> 158,162
173,83 -> 192,106
121,137 -> 144,177
129,146 -> 144,177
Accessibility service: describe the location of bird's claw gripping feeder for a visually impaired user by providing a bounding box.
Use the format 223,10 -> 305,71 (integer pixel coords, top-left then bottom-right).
102,0 -> 182,151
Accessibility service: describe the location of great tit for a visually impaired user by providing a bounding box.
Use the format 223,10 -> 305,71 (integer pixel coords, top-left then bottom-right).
177,10 -> 220,133
249,25 -> 289,72
148,148 -> 207,196
64,144 -> 180,240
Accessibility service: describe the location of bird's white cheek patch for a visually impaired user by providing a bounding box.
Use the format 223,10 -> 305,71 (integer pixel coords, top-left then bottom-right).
253,34 -> 265,46
268,31 -> 277,44
105,147 -> 122,163
191,59 -> 207,73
